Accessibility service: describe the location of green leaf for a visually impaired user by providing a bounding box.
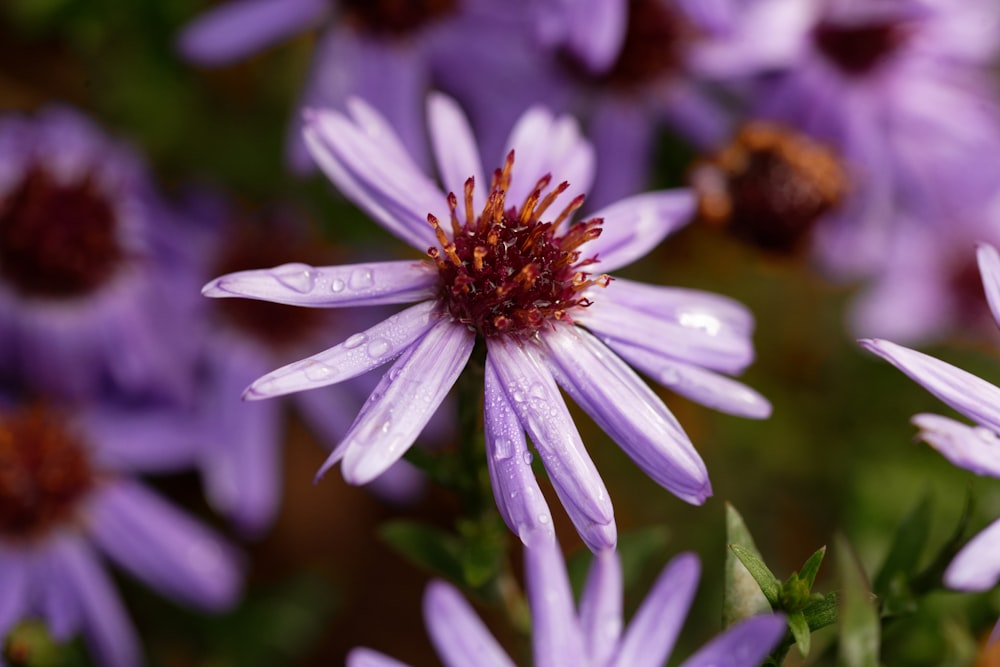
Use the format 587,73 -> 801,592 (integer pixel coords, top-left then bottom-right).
803,592 -> 839,631
787,611 -> 812,656
379,520 -> 466,585
729,544 -> 781,607
836,536 -> 880,667
872,494 -> 932,597
800,546 -> 828,590
724,503 -> 774,625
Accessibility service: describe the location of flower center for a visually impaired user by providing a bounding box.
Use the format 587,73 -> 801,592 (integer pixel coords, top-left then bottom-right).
0,405 -> 95,540
813,20 -> 909,75
342,0 -> 457,36
428,151 -> 608,338
690,122 -> 846,254
0,167 -> 122,299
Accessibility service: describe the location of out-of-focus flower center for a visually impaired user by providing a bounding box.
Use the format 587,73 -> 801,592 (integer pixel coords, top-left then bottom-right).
948,255 -> 992,330
212,224 -> 328,348
428,151 -> 608,338
0,167 -> 122,299
813,20 -> 909,75
342,0 -> 457,36
690,122 -> 846,254
0,405 -> 95,540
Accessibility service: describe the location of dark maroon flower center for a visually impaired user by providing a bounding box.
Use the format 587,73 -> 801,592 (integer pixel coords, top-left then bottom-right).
0,405 -> 95,540
813,20 -> 909,75
948,256 -> 992,329
429,152 -> 608,338
0,167 -> 123,299
212,224 -> 329,348
342,0 -> 457,36
690,123 -> 846,254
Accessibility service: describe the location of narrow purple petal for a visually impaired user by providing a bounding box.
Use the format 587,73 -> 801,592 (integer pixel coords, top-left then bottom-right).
609,553 -> 701,667
423,581 -> 516,667
679,614 -> 787,667
504,108 -> 595,208
53,536 -> 141,667
0,549 -> 29,637
427,93 -> 486,212
338,322 -> 474,485
487,338 -> 616,546
585,190 -> 696,273
484,360 -> 556,543
606,340 -> 772,419
523,537 -> 587,667
203,260 -> 438,307
176,0 -> 326,65
578,290 -> 755,375
945,517 -> 1000,591
303,106 -> 445,249
542,325 -> 712,505
87,480 -> 243,610
585,100 -> 658,211
81,408 -> 201,474
579,548 -> 623,665
912,413 -> 1000,478
39,536 -> 81,639
347,648 -> 413,667
860,338 -> 1000,433
563,0 -> 628,73
244,301 -> 442,399
977,243 -> 1000,331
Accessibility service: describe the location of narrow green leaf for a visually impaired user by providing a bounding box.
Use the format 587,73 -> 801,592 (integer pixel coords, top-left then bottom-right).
787,611 -> 812,656
836,536 -> 880,667
872,494 -> 932,596
729,543 -> 781,607
803,592 -> 839,631
724,503 -> 774,625
379,520 -> 465,585
800,546 -> 827,590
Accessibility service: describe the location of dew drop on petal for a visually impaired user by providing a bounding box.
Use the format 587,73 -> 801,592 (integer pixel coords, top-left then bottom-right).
274,264 -> 316,293
366,339 -> 391,357
349,268 -> 374,289
679,311 -> 721,336
537,513 -> 550,525
512,390 -> 526,403
528,382 -> 546,400
304,363 -> 334,381
330,277 -> 346,293
344,333 -> 367,349
494,438 -> 513,461
388,366 -> 402,381
522,450 -> 533,465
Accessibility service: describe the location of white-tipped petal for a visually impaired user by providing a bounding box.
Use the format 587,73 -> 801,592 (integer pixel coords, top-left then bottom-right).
912,413 -> 1000,477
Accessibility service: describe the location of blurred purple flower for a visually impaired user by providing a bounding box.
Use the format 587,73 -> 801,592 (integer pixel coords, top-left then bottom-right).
0,398 -> 242,667
0,107 -> 200,401
862,243 -> 1000,591
203,94 -> 769,550
695,0 -> 1000,277
347,536 -> 786,667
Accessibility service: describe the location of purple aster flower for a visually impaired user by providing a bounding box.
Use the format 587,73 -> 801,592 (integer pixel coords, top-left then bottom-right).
0,397 -> 243,667
861,242 -> 1000,590
202,94 -> 769,550
347,535 -> 786,667
695,0 -> 1000,277
0,107 -> 200,401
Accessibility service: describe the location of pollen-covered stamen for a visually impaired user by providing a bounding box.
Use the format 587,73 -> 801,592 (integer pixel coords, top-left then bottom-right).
0,166 -> 123,299
428,151 -> 609,338
342,0 -> 457,36
814,20 -> 911,75
0,405 -> 95,540
690,122 -> 846,254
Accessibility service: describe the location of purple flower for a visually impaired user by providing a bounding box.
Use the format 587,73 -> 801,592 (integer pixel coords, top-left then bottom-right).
203,94 -> 769,551
0,398 -> 243,667
347,536 -> 786,667
861,242 -> 1000,590
0,107 -> 200,401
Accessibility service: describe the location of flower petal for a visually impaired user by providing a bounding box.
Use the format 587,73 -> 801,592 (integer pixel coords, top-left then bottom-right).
585,100 -> 658,211
523,537 -> 587,667
304,106 -> 444,249
244,301 -> 442,399
487,338 -> 616,547
484,360 -> 556,543
87,480 -> 243,611
423,581 -> 516,667
0,549 -> 29,637
584,190 -> 696,273
347,648 -> 413,667
945,516 -> 1000,591
607,339 -> 772,419
912,413 -> 1000,477
337,322 -> 474,485
610,553 -> 700,667
579,549 -> 623,665
51,535 -> 141,667
176,0 -> 326,65
203,260 -> 437,307
542,325 -> 712,505
977,243 -> 1000,332
80,407 -> 201,474
679,614 -> 787,667
427,93 -> 486,212
860,338 -> 1000,433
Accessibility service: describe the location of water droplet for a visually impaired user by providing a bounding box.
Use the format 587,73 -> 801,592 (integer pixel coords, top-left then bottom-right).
330,278 -> 346,293
493,438 -> 513,460
528,382 -> 546,400
679,311 -> 721,336
512,390 -> 526,403
344,333 -> 367,349
349,268 -> 374,289
538,513 -> 550,524
304,363 -> 334,381
508,490 -> 518,499
388,366 -> 402,381
380,420 -> 392,434
367,339 -> 391,357
274,264 -> 316,293
522,451 -> 533,465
